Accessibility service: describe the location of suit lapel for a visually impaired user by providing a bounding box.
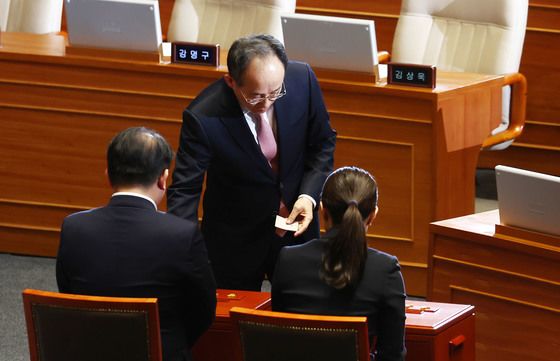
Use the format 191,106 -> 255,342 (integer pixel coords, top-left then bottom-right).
219,105 -> 276,178
273,97 -> 296,181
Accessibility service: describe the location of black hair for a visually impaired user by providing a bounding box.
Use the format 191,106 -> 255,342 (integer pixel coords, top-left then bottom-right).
227,34 -> 288,85
107,127 -> 173,188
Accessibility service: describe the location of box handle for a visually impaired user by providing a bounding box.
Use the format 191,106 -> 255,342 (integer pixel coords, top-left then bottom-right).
449,334 -> 466,352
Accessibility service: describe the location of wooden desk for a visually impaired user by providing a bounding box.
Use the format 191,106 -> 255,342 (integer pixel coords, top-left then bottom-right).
192,290 -> 475,361
0,32 -> 504,296
405,301 -> 475,361
429,210 -> 560,361
191,290 -> 271,361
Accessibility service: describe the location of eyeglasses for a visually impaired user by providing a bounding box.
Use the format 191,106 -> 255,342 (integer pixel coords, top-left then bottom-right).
239,82 -> 287,105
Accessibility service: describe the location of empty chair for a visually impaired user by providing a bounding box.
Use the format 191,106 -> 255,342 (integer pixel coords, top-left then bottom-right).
391,0 -> 528,149
22,289 -> 162,361
230,307 -> 370,361
167,0 -> 296,49
5,0 -> 63,34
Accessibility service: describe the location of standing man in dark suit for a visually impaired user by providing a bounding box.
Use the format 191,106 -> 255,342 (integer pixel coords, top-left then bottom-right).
56,127 -> 217,361
167,34 -> 336,291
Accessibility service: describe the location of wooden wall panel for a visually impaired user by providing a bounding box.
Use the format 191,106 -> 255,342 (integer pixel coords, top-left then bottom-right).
0,107 -> 181,207
477,143 -> 560,176
528,2 -> 560,30
431,258 -> 559,312
0,227 -> 60,257
452,287 -> 559,361
518,30 -> 560,127
298,0 -> 400,14
335,137 -> 414,241
0,82 -> 185,120
0,200 -> 81,257
0,200 -> 81,229
432,235 -> 559,282
0,57 -> 221,106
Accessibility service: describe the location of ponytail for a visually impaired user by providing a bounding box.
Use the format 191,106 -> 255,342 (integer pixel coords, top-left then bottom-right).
321,201 -> 367,289
319,167 -> 378,290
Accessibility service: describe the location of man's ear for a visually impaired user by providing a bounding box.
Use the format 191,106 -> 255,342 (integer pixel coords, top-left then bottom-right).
224,74 -> 235,88
105,168 -> 113,188
158,169 -> 169,191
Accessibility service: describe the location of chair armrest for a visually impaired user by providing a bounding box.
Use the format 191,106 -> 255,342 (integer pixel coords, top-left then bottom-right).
377,51 -> 391,64
481,72 -> 527,150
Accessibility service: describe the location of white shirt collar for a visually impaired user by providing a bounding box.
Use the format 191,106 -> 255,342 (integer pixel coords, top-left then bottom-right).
111,192 -> 158,210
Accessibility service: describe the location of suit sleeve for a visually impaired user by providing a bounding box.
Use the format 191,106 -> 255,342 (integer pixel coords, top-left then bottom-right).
167,109 -> 212,223
182,227 -> 217,347
56,219 -> 71,293
299,64 -> 336,203
376,257 -> 407,361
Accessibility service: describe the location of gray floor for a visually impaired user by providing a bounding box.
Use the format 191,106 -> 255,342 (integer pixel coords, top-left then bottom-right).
0,253 -> 57,361
0,192 -> 497,361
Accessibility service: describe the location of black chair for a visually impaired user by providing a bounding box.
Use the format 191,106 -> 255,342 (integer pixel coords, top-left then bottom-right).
22,289 -> 162,361
230,306 -> 370,361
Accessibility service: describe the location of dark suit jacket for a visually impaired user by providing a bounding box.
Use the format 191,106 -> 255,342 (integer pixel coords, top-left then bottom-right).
56,195 -> 217,361
271,233 -> 407,361
167,61 -> 336,272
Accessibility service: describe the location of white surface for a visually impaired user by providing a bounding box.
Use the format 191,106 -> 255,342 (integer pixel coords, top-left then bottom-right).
6,0 -> 63,34
65,0 -> 162,52
496,165 -> 560,236
274,215 -> 298,232
281,12 -> 379,74
0,0 -> 10,31
167,0 -> 296,49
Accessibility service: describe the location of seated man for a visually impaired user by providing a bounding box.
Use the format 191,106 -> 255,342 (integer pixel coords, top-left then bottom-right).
56,127 -> 216,361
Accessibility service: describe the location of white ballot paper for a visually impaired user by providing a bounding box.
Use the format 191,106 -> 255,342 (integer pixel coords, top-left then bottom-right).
275,215 -> 299,232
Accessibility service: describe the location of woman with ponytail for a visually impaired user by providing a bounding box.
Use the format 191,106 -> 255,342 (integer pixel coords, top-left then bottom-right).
272,166 -> 406,361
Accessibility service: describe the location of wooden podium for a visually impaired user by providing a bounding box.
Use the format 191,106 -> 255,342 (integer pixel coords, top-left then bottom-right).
429,210 -> 560,361
192,290 -> 475,361
0,32 -> 505,296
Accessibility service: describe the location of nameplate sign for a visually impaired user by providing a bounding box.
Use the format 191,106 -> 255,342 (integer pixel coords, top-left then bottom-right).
387,63 -> 436,89
171,41 -> 220,67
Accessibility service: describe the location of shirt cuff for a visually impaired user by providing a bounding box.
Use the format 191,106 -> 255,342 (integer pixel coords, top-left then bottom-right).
298,194 -> 316,209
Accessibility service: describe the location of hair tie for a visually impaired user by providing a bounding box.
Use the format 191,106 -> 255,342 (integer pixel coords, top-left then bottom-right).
347,200 -> 359,208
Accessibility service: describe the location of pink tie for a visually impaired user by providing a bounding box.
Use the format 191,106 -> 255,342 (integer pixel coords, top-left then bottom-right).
254,111 -> 277,167
252,112 -> 289,236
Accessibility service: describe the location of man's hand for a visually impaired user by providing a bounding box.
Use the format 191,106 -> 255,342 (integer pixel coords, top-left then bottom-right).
286,197 -> 314,237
